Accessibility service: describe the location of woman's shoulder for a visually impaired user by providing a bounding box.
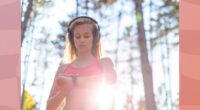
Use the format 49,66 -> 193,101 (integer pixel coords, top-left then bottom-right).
56,63 -> 69,75
99,57 -> 114,68
99,57 -> 116,84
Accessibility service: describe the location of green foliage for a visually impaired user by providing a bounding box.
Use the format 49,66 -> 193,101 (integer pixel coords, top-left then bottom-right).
149,0 -> 179,49
136,11 -> 142,24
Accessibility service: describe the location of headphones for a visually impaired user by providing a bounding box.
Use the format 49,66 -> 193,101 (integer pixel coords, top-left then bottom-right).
67,16 -> 100,42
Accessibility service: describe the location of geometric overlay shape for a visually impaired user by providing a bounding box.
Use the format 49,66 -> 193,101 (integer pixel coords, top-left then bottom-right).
0,77 -> 20,110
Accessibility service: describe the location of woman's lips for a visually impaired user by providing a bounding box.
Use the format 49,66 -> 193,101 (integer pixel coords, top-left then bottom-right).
79,45 -> 86,47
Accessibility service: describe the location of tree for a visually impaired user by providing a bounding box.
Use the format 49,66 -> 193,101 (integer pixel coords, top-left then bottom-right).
134,0 -> 157,110
21,0 -> 33,45
148,0 -> 179,109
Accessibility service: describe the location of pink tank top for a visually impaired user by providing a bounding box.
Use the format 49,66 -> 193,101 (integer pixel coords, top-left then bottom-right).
63,58 -> 103,110
64,58 -> 102,76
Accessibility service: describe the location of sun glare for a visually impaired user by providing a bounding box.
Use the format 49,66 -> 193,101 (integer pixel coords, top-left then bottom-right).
95,80 -> 115,110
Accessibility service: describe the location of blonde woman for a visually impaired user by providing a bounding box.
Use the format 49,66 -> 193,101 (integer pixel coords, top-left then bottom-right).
46,16 -> 116,110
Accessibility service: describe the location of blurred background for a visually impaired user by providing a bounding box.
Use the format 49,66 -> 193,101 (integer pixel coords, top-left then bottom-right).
21,0 -> 179,110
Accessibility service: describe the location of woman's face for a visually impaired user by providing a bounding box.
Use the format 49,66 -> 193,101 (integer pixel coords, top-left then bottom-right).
73,24 -> 93,54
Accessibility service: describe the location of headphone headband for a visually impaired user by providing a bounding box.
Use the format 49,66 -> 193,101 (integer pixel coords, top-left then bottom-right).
68,16 -> 99,32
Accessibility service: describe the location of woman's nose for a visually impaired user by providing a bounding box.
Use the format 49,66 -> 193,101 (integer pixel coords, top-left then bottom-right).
80,36 -> 85,41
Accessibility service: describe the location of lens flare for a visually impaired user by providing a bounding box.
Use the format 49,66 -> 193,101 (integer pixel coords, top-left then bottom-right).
95,80 -> 115,110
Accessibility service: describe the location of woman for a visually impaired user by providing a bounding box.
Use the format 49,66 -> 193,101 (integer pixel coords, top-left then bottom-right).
46,16 -> 116,110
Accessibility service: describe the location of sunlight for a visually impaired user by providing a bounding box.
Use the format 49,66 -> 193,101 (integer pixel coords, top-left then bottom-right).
95,80 -> 115,110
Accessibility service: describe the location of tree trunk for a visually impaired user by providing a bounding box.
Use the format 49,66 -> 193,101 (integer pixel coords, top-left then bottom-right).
21,0 -> 33,46
85,0 -> 89,15
76,0 -> 79,16
133,0 -> 157,110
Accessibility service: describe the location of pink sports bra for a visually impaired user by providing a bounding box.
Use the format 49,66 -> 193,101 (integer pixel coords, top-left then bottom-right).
63,58 -> 103,76
62,58 -> 104,110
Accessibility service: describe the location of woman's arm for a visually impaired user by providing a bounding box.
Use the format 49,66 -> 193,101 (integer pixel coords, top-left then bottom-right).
46,89 -> 66,110
46,64 -> 71,110
100,57 -> 117,84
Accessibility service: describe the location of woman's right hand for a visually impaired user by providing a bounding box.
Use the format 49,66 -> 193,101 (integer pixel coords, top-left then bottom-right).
56,75 -> 73,92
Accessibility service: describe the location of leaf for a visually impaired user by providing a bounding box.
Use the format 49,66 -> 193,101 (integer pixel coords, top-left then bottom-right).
22,90 -> 36,110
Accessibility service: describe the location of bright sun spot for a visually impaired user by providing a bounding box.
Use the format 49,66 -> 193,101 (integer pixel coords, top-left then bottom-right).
95,80 -> 115,110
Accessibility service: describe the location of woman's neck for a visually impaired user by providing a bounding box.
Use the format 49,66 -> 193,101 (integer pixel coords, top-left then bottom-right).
73,53 -> 94,67
75,52 -> 94,65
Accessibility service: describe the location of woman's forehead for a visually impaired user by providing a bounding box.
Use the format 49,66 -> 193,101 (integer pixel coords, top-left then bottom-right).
74,24 -> 93,32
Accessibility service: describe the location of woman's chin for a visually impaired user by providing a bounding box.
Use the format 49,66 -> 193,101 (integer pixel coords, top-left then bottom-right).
77,49 -> 91,54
